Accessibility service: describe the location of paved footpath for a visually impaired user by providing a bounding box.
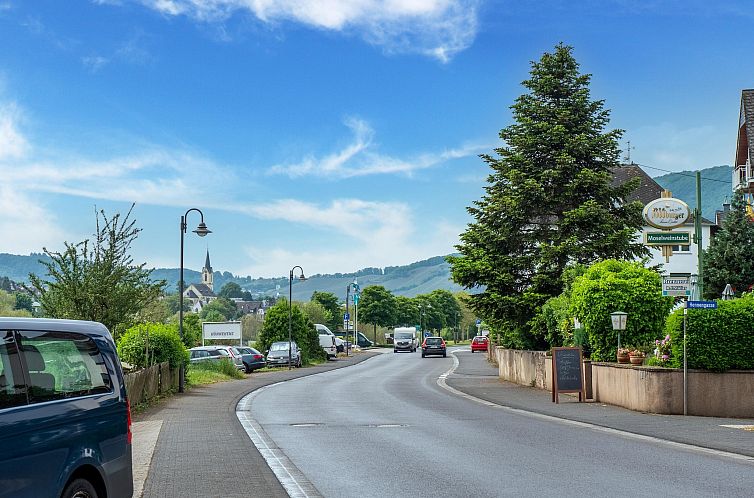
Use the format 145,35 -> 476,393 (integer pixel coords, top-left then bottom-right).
133,352 -> 380,498
446,349 -> 754,458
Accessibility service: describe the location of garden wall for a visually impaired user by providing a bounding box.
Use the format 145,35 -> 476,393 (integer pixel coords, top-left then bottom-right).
124,361 -> 179,406
492,347 -> 754,418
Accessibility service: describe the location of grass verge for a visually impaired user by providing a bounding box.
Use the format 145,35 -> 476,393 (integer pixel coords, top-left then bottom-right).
187,359 -> 244,386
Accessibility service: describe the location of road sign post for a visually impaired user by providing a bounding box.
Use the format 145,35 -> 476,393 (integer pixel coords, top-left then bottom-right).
662,276 -> 691,297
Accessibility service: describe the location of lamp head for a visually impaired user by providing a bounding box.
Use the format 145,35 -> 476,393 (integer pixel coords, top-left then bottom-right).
610,311 -> 628,331
298,273 -> 307,281
193,222 -> 212,237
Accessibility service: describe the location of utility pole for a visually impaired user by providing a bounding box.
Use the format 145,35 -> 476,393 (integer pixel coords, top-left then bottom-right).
695,171 -> 704,298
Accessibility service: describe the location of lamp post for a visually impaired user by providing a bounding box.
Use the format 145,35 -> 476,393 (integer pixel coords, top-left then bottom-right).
345,281 -> 359,353
610,311 -> 628,351
420,304 -> 432,339
289,266 -> 306,370
454,311 -> 459,344
179,209 -> 211,393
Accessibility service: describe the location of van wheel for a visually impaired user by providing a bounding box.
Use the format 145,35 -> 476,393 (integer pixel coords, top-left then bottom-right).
62,478 -> 98,498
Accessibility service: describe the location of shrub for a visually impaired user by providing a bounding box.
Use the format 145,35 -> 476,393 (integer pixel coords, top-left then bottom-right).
189,358 -> 244,379
257,299 -> 326,364
117,323 -> 188,369
665,294 -> 754,371
570,260 -> 673,361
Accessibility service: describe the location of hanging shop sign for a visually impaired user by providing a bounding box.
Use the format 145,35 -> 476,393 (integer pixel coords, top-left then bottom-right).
643,197 -> 691,229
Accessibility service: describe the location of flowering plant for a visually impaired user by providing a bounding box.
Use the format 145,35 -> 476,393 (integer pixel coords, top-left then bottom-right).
617,347 -> 630,356
654,334 -> 671,363
629,349 -> 645,358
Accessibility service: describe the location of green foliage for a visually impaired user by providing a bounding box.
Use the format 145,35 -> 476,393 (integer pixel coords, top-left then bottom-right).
199,297 -> 237,321
448,44 -> 646,350
298,300 -> 332,327
665,294 -> 754,371
29,205 -> 165,337
570,260 -> 673,361
311,291 -> 341,331
393,296 -> 418,327
530,265 -> 586,348
179,313 -> 202,348
703,190 -> 754,299
0,289 -> 32,317
116,323 -> 188,369
188,357 -> 244,380
14,293 -> 34,313
218,282 -> 243,299
257,299 -> 326,363
359,286 -> 396,340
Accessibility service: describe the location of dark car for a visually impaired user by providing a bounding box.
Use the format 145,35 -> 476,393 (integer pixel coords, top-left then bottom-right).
0,317 -> 133,498
237,347 -> 266,373
189,346 -> 231,364
421,337 -> 447,358
334,331 -> 373,348
266,341 -> 302,368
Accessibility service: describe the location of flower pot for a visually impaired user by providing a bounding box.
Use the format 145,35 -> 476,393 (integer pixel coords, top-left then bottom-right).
617,353 -> 630,364
629,355 -> 644,365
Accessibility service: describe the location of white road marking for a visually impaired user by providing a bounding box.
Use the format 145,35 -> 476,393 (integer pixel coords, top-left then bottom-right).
438,352 -> 754,464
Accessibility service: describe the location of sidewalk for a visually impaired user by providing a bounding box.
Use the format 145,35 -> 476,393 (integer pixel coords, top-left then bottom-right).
132,351 -> 380,498
446,349 -> 754,458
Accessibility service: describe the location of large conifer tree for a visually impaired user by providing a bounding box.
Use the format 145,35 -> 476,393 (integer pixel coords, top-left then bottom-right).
703,190 -> 754,299
448,44 -> 646,348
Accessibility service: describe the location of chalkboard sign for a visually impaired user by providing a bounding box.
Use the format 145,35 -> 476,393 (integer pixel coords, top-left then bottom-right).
551,347 -> 584,403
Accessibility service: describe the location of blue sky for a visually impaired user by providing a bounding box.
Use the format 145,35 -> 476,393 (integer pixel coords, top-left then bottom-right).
0,1 -> 752,278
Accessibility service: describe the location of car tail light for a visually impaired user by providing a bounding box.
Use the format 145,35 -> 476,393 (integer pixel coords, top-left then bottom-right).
253,354 -> 263,360
126,398 -> 133,445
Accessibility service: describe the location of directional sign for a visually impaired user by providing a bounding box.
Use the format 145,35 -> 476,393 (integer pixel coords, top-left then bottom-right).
353,294 -> 360,305
646,232 -> 691,246
662,276 -> 691,296
687,300 -> 718,309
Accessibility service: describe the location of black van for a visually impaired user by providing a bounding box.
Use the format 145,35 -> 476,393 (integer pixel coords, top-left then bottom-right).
0,318 -> 133,498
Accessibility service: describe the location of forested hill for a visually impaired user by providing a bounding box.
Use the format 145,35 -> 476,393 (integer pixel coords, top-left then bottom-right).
654,165 -> 732,220
0,253 -> 464,300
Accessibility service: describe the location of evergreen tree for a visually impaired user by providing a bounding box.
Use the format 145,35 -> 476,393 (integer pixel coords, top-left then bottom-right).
703,190 -> 754,299
448,44 -> 646,349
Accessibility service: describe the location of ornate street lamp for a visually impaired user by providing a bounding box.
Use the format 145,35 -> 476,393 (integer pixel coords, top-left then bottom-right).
610,311 -> 628,350
179,209 -> 211,393
289,266 -> 306,370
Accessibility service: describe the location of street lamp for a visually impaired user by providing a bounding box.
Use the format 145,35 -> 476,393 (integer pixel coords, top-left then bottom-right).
345,281 -> 360,354
289,266 -> 306,370
420,304 -> 432,339
179,208 -> 211,393
610,311 -> 628,350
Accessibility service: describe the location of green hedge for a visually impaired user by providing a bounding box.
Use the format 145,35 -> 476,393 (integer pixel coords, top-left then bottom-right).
570,260 -> 673,361
117,323 -> 189,369
665,294 -> 754,371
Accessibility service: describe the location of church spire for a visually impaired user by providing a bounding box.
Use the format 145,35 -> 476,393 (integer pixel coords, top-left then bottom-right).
202,249 -> 214,291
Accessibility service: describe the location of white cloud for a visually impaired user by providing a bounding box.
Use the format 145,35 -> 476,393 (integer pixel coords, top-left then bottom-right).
82,55 -> 110,72
0,103 -> 28,160
0,185 -> 68,253
136,0 -> 479,62
270,117 -> 489,178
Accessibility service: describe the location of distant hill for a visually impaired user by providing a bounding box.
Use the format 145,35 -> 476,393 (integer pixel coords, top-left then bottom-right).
0,253 -> 464,301
654,165 -> 732,220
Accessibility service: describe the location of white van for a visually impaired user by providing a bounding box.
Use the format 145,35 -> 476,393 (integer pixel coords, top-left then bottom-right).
315,324 -> 338,359
393,327 -> 418,353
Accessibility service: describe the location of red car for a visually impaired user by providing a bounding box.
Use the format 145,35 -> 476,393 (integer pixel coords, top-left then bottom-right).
470,335 -> 488,353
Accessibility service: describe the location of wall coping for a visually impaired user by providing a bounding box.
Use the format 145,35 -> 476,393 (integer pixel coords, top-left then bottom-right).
591,362 -> 754,374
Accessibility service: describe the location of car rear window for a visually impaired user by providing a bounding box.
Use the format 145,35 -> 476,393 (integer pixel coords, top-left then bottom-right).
17,330 -> 112,403
426,338 -> 443,345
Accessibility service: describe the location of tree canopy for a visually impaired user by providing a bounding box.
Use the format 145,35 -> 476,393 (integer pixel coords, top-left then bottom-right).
448,44 -> 645,349
30,205 -> 164,337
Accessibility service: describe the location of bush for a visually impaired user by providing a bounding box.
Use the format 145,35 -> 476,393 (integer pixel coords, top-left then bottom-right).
570,260 -> 673,361
257,299 -> 326,364
117,323 -> 188,369
665,294 -> 754,371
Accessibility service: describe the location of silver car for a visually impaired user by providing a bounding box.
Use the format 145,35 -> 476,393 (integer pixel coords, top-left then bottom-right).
266,341 -> 302,368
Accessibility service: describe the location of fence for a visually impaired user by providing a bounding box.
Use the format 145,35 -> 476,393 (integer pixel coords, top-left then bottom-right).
124,361 -> 179,406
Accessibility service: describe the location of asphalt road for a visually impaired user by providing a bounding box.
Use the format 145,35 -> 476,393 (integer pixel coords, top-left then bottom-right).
243,348 -> 754,498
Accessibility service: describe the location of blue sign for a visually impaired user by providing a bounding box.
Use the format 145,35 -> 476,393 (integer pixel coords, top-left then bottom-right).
344,312 -> 350,321
476,319 -> 482,325
424,332 -> 431,338
687,300 -> 718,309
353,293 -> 360,305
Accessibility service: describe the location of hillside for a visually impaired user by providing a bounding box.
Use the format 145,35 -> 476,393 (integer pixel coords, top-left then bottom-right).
654,165 -> 732,220
0,253 -> 464,301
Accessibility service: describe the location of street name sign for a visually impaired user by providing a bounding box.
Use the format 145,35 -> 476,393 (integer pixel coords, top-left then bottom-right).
662,276 -> 691,296
687,301 -> 718,309
646,232 -> 691,246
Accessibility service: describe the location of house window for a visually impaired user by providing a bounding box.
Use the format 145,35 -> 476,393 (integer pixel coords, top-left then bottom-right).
671,245 -> 691,252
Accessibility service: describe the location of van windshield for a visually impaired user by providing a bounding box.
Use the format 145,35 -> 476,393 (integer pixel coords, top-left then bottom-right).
395,332 -> 413,340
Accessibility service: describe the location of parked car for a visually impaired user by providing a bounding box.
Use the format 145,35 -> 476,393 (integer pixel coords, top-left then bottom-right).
335,331 -> 373,348
421,337 -> 447,358
236,347 -> 266,373
266,341 -> 302,368
0,317 -> 133,498
471,335 -> 489,353
315,324 -> 337,359
189,346 -> 231,365
199,345 -> 245,371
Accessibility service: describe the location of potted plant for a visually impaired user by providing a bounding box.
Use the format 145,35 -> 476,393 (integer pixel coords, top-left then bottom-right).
629,349 -> 645,365
616,347 -> 630,364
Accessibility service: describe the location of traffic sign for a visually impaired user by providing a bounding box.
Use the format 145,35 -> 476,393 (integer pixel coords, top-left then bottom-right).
662,276 -> 690,296
353,293 -> 360,305
424,332 -> 431,338
646,232 -> 691,246
476,319 -> 482,325
344,312 -> 350,321
687,300 -> 717,309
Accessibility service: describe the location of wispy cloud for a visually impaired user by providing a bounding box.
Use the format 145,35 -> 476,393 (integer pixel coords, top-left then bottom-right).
0,102 -> 28,160
135,0 -> 479,62
270,117 -> 489,178
630,122 -> 730,173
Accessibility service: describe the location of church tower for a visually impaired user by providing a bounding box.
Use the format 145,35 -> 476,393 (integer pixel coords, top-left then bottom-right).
201,250 -> 213,291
